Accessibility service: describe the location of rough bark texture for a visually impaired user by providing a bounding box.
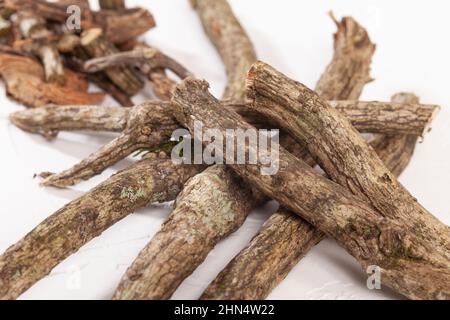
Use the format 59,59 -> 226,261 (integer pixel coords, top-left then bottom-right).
81,28 -> 144,96
5,1 -> 154,43
0,156 -> 204,300
191,0 -> 257,102
5,0 -> 94,29
38,102 -> 177,188
315,13 -> 376,100
113,166 -> 264,300
64,35 -> 134,107
201,95 -> 420,300
172,78 -> 450,300
110,0 -> 261,300
10,100 -> 432,142
86,73 -> 134,107
148,68 -> 178,101
202,16 -> 376,300
330,100 -> 438,137
128,42 -> 180,101
0,54 -> 104,107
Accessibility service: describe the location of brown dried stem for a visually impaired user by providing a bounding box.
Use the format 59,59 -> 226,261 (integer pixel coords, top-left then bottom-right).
5,0 -> 94,28
10,99 -> 435,141
111,0 -> 260,299
0,53 -> 104,107
10,105 -> 128,139
37,102 -> 177,188
0,156 -> 204,300
61,34 -> 135,107
24,98 -> 431,189
99,0 -> 125,10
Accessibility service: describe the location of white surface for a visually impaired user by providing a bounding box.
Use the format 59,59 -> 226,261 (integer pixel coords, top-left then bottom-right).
1,0 -> 449,300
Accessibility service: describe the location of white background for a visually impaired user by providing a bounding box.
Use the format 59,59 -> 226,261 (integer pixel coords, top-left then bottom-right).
1,0 -> 449,300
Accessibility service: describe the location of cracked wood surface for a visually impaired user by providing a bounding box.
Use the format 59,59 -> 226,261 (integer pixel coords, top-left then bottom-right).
10,105 -> 129,139
111,0 -> 262,299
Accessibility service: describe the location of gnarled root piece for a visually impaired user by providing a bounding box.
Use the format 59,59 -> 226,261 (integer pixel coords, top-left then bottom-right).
99,0 -> 125,10
244,64 -> 450,299
5,0 -> 95,28
61,34 -> 135,107
330,100 -> 438,137
172,78 -> 450,300
0,156 -> 204,300
0,54 -> 104,107
10,105 -> 128,140
201,94 -> 421,300
113,165 -> 264,300
133,42 -> 182,101
83,47 -> 192,80
39,102 -> 177,188
191,0 -> 257,102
